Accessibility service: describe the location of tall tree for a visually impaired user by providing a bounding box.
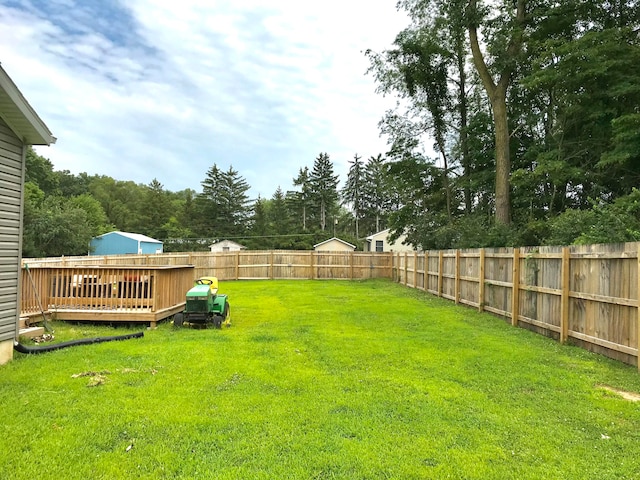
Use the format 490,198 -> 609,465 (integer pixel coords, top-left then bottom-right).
196,164 -> 252,239
289,167 -> 311,231
362,154 -> 392,234
270,186 -> 291,237
219,165 -> 251,236
250,195 -> 270,243
341,154 -> 365,238
23,196 -> 96,257
466,0 -> 527,224
141,178 -> 171,239
25,147 -> 59,195
380,0 -> 529,225
88,176 -> 145,232
368,0 -> 478,221
308,153 -> 339,231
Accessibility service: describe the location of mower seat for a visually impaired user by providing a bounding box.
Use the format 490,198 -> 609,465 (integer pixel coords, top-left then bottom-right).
195,276 -> 219,295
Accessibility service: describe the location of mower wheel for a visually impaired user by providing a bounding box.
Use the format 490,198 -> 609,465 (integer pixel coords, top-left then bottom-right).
213,315 -> 223,329
224,303 -> 231,327
173,312 -> 184,328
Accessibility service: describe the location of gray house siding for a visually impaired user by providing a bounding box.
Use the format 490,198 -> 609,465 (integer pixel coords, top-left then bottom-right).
0,118 -> 24,343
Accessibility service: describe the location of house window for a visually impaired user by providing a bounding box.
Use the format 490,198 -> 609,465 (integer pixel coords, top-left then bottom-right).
223,246 -> 230,252
375,240 -> 384,252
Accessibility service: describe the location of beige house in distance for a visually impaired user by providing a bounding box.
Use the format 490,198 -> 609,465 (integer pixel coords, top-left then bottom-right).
313,237 -> 356,252
364,228 -> 415,253
0,65 -> 55,365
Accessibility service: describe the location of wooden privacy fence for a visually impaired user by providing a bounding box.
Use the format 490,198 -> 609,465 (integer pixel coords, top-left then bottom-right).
394,243 -> 640,367
24,245 -> 640,368
21,265 -> 194,327
24,250 -> 394,282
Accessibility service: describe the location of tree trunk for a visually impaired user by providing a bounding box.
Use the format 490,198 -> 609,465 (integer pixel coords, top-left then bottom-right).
492,93 -> 511,224
457,43 -> 472,214
436,139 -> 452,219
467,0 -> 526,225
302,204 -> 306,231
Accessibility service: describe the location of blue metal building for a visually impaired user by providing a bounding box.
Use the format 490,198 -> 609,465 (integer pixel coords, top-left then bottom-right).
90,231 -> 163,256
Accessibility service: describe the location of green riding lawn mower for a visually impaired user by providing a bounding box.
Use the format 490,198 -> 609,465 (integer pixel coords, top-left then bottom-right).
173,276 -> 230,328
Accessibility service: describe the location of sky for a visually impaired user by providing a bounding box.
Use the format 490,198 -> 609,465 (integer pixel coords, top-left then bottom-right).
0,0 -> 410,199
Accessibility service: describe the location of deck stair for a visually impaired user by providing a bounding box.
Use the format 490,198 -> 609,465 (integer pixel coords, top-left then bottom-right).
18,326 -> 45,339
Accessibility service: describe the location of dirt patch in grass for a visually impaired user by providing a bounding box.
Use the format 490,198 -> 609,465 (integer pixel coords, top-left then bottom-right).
598,385 -> 640,402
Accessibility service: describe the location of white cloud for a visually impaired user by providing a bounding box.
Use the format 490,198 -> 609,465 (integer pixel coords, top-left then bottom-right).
0,1 -> 409,198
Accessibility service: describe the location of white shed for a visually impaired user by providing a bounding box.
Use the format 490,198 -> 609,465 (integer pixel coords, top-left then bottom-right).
0,65 -> 55,364
209,240 -> 246,253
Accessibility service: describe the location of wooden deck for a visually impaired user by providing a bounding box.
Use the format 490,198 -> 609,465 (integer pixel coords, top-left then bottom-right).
21,265 -> 194,328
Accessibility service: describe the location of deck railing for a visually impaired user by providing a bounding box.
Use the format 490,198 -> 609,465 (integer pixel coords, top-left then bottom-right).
21,265 -> 194,327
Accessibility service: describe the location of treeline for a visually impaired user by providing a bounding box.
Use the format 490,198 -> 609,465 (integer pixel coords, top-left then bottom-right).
22,149 -> 395,257
23,1 -> 640,257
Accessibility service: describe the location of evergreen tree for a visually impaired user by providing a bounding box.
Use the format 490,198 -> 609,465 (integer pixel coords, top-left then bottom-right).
270,186 -> 290,237
361,154 -> 392,234
288,167 -> 311,232
141,178 -> 171,239
250,195 -> 270,239
198,164 -> 251,238
219,165 -> 251,236
308,152 -> 339,232
341,154 -> 365,238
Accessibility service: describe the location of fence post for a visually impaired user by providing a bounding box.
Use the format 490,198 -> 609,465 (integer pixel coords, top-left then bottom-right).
310,251 -> 315,280
478,248 -> 485,312
637,243 -> 640,370
455,249 -> 460,304
438,251 -> 444,297
413,251 -> 418,289
270,251 -> 274,280
235,251 -> 240,280
512,248 -> 521,327
561,247 -> 570,343
395,252 -> 399,281
404,252 -> 408,286
424,251 -> 429,292
350,251 -> 354,280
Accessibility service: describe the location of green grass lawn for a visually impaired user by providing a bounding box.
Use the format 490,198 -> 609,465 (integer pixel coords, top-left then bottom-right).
3,279 -> 640,479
